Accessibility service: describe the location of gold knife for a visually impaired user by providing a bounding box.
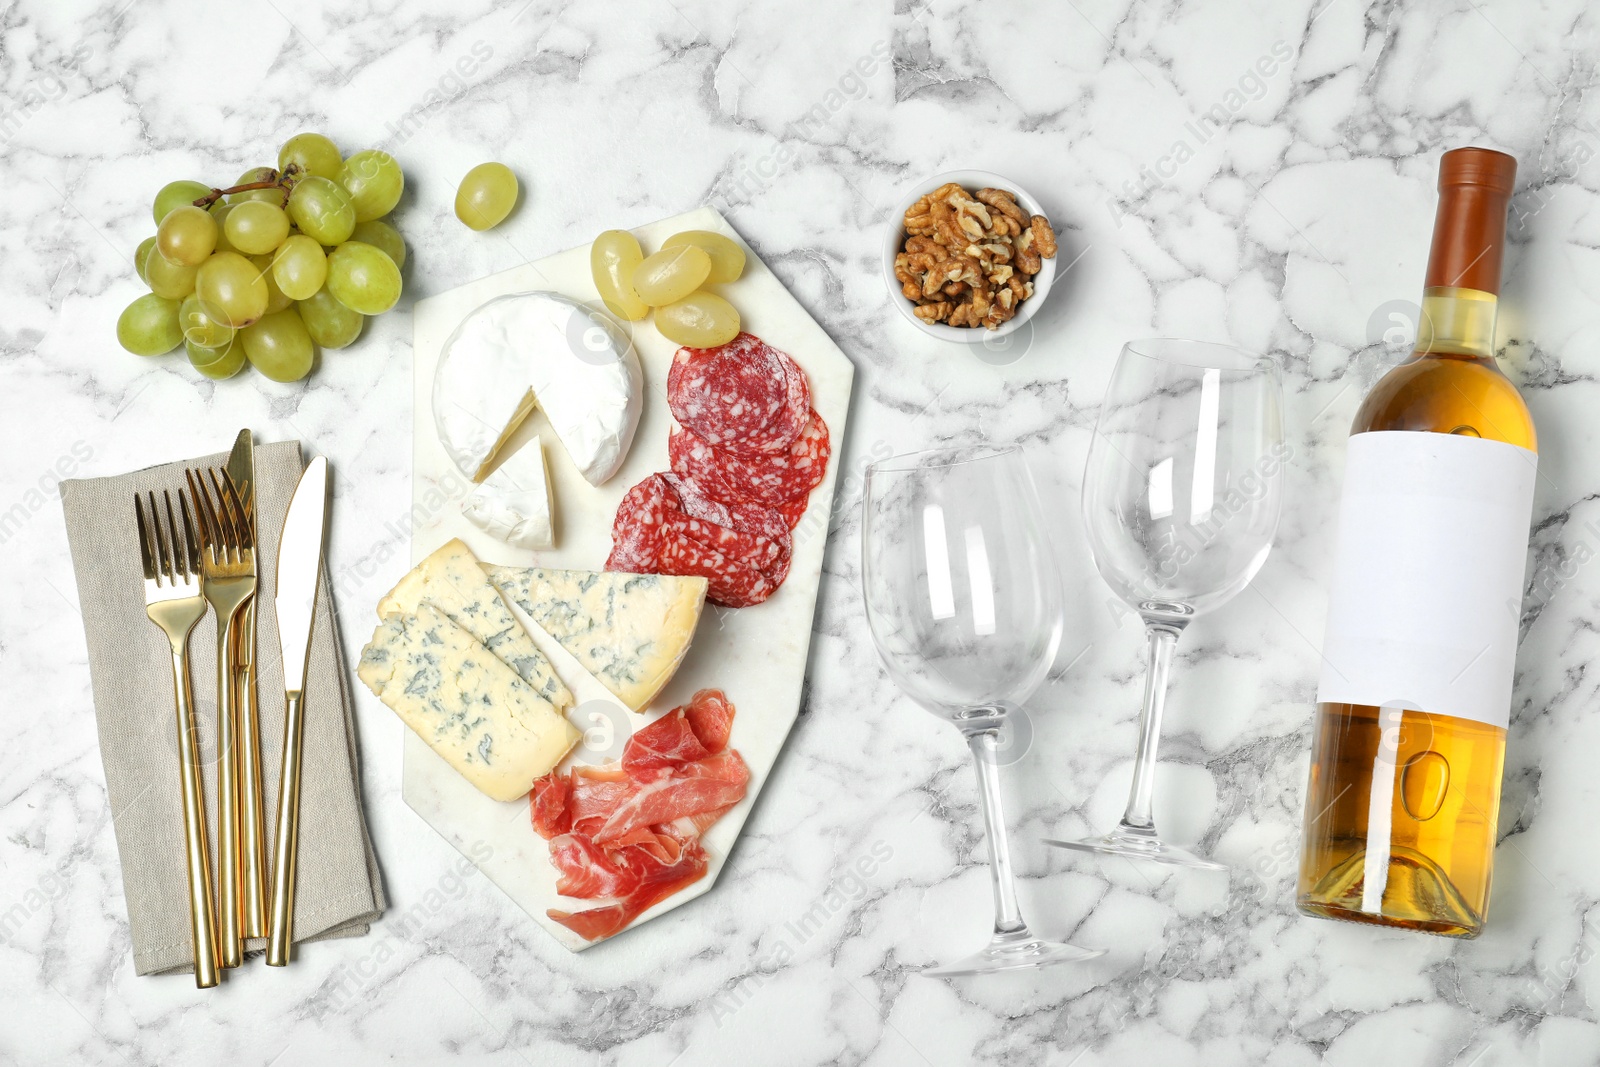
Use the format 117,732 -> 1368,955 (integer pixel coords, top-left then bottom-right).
267,455 -> 328,966
226,429 -> 271,941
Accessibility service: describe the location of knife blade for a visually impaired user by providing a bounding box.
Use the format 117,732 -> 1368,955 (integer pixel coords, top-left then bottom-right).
274,455 -> 327,694
226,429 -> 271,940
267,454 -> 328,966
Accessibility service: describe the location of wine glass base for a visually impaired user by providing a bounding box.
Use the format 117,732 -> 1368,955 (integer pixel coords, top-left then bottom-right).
1045,827 -> 1225,871
923,934 -> 1105,977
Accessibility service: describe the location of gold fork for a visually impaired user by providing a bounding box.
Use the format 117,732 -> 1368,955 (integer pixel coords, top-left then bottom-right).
186,469 -> 255,968
136,489 -> 220,989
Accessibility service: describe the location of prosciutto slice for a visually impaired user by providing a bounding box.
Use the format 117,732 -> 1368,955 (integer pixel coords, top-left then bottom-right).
530,689 -> 750,941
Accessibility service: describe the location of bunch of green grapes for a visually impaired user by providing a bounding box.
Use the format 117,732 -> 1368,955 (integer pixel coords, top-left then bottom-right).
118,132 -> 408,382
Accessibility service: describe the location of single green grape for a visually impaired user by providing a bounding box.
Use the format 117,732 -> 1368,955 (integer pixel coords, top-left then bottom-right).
661,230 -> 746,283
241,308 -> 315,382
178,294 -> 235,349
145,251 -> 199,300
277,133 -> 343,181
135,236 -> 157,284
152,180 -> 213,224
187,335 -> 247,379
455,162 -> 518,231
117,293 -> 184,356
632,244 -> 711,306
298,285 -> 363,348
654,291 -> 740,348
350,219 -> 405,268
272,235 -> 328,300
156,206 -> 218,267
326,241 -> 401,314
227,166 -> 285,206
338,150 -> 404,222
225,200 -> 291,255
288,176 -> 356,245
196,251 -> 269,327
590,230 -> 648,320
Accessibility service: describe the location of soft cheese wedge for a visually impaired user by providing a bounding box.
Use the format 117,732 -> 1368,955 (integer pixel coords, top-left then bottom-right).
462,436 -> 556,550
358,604 -> 581,801
379,538 -> 573,711
484,566 -> 707,712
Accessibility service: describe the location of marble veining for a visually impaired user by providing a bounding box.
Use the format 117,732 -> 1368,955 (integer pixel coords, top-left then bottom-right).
4,0 -> 1600,1063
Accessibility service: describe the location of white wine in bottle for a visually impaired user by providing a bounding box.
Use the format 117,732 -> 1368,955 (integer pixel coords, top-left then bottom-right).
1297,147 -> 1536,938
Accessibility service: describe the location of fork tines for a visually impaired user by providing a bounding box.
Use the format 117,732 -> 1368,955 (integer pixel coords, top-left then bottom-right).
135,489 -> 200,584
185,468 -> 254,562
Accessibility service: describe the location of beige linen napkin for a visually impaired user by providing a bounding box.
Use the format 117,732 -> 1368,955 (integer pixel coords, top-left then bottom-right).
61,441 -> 385,976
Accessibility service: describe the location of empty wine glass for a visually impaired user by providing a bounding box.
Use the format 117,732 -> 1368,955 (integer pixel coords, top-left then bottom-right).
863,445 -> 1105,976
1046,339 -> 1284,869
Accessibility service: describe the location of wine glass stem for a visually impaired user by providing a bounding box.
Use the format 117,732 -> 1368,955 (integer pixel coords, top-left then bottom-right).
964,728 -> 1028,937
1121,623 -> 1183,831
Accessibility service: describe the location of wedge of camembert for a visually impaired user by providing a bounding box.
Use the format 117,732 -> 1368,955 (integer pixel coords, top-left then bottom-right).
462,436 -> 555,551
378,538 -> 573,712
484,566 -> 707,712
358,604 -> 581,801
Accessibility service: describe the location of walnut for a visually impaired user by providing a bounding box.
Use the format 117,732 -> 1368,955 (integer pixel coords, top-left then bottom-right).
1030,215 -> 1057,259
895,181 -> 1054,329
975,188 -> 1025,223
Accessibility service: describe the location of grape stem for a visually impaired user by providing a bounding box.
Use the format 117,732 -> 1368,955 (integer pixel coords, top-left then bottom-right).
191,163 -> 304,209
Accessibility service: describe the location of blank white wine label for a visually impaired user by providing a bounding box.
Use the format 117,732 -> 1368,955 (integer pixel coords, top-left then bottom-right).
1317,430 -> 1537,730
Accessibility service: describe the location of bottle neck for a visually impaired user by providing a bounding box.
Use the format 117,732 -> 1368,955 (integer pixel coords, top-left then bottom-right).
1416,286 -> 1497,360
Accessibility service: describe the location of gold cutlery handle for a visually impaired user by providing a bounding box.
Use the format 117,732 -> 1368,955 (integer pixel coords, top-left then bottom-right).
266,689 -> 306,966
215,614 -> 243,968
169,639 -> 220,988
235,601 -> 270,940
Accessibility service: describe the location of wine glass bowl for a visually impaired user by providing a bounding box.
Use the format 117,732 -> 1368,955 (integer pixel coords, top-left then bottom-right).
1081,339 -> 1284,625
862,445 -> 1104,976
863,445 -> 1063,722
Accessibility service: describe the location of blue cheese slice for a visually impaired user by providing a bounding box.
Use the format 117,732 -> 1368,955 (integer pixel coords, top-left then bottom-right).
378,538 -> 572,711
357,603 -> 580,801
484,566 -> 706,712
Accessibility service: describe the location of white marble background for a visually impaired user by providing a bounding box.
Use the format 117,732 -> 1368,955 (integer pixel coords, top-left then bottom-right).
4,0 -> 1600,1062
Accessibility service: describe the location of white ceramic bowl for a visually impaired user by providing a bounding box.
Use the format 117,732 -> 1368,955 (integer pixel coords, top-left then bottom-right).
881,169 -> 1057,343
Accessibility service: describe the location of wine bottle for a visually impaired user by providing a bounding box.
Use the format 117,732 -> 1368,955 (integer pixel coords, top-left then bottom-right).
1296,147 -> 1536,937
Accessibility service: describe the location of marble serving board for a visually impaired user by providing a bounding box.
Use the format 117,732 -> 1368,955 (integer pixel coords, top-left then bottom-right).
405,207 -> 854,952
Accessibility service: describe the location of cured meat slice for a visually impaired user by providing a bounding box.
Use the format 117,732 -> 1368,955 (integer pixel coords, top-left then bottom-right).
662,473 -> 791,573
666,334 -> 794,450
548,844 -> 708,941
550,834 -> 637,899
684,689 -> 734,754
668,411 -> 831,508
592,750 -> 750,845
605,474 -> 677,573
567,765 -> 635,838
622,707 -> 711,780
720,345 -> 811,456
658,532 -> 777,607
530,775 -> 571,840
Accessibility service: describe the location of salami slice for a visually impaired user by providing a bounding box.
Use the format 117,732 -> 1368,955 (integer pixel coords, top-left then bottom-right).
666,334 -> 793,450
719,346 -> 811,457
658,531 -> 777,607
660,473 -> 791,578
668,410 -> 831,507
605,474 -> 677,573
